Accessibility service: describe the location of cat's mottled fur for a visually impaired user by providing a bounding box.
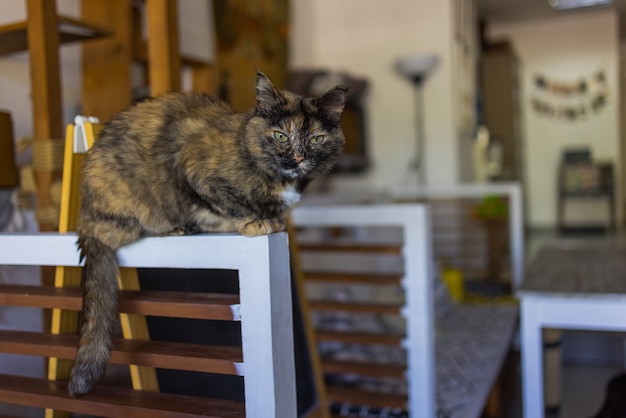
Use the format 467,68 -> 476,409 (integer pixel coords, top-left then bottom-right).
69,71 -> 347,397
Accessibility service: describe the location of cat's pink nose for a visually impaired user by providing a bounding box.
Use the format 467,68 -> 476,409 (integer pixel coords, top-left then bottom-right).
294,155 -> 304,164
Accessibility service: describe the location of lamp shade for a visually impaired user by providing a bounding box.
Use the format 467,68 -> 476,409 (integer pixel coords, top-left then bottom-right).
394,53 -> 439,83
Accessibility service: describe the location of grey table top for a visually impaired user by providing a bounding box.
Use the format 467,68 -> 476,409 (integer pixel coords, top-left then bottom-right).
519,239 -> 626,297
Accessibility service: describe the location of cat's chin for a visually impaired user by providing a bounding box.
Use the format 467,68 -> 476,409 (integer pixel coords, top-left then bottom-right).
281,169 -> 302,179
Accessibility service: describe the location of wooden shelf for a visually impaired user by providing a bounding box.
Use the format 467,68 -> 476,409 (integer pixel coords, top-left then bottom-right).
0,14 -> 110,56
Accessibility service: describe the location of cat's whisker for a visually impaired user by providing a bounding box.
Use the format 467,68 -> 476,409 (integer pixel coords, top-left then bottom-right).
309,168 -> 328,179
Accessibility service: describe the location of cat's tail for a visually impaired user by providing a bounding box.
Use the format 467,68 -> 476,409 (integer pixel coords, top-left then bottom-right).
68,236 -> 120,397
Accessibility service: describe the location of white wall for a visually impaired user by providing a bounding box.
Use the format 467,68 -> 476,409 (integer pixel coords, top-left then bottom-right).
290,0 -> 463,189
489,10 -> 621,227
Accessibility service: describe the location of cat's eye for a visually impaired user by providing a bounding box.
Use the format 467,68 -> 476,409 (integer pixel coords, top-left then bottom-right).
273,131 -> 289,142
310,135 -> 325,144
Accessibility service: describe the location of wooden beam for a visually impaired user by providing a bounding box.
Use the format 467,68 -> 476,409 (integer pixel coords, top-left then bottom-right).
146,0 -> 181,95
81,0 -> 133,121
26,5 -> 64,404
26,0 -> 63,232
26,0 -> 63,144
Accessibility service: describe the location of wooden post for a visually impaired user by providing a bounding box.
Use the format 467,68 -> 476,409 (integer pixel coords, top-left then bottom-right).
46,124 -> 85,418
146,0 -> 181,95
81,0 -> 133,121
26,5 -> 64,411
26,0 -> 63,232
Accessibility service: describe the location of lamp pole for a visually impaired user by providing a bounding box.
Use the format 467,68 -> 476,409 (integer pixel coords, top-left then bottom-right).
410,76 -> 426,185
394,53 -> 438,187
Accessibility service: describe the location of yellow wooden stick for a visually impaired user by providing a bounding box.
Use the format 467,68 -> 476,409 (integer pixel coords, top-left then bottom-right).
46,122 -> 158,418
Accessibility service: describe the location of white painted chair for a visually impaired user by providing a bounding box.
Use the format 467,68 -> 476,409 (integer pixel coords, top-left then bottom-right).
0,232 -> 295,418
292,201 -> 519,418
292,203 -> 436,417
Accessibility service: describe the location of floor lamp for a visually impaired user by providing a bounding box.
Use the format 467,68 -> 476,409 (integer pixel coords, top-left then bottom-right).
394,53 -> 439,186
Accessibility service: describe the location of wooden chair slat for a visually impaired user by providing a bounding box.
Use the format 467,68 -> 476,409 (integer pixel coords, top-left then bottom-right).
303,272 -> 403,285
315,331 -> 403,347
325,385 -> 407,409
0,373 -> 245,418
0,330 -> 243,375
299,244 -> 402,255
309,300 -> 402,315
0,284 -> 240,320
322,359 -> 406,379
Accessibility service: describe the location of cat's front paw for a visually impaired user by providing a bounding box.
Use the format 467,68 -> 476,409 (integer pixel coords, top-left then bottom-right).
168,227 -> 186,236
238,219 -> 285,237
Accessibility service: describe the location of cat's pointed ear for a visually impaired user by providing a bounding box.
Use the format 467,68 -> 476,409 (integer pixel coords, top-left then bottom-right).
318,86 -> 348,122
256,71 -> 282,114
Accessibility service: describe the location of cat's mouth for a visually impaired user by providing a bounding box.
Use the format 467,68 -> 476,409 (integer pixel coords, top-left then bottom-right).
282,166 -> 305,179
278,155 -> 308,178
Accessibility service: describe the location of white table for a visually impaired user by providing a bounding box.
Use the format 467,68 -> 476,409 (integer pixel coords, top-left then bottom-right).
518,240 -> 626,418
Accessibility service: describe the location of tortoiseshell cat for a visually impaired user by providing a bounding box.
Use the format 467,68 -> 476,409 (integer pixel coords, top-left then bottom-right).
69,71 -> 347,397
